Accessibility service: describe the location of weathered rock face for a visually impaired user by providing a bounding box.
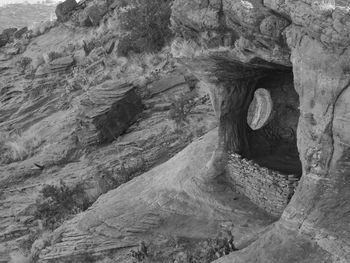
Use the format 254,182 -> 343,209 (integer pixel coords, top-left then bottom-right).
79,4 -> 107,27
38,130 -> 273,262
14,27 -> 28,39
76,82 -> 143,146
2,1 -> 349,262
0,28 -> 17,47
0,34 -> 8,48
171,0 -> 350,262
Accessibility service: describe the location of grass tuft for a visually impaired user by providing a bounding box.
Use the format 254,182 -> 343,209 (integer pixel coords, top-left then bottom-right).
0,130 -> 43,164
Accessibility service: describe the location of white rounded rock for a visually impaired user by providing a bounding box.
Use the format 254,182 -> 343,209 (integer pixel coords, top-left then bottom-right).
247,88 -> 273,130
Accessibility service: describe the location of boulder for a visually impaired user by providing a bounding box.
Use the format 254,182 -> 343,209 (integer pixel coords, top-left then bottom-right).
76,82 -> 143,146
0,28 -> 17,47
247,88 -> 273,130
79,4 -> 108,27
14,27 -> 28,39
2,28 -> 17,39
86,6 -> 104,26
55,0 -> 78,22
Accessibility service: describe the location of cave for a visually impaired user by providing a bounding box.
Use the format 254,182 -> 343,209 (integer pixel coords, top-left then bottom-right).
247,71 -> 302,177
215,60 -> 302,177
220,68 -> 302,217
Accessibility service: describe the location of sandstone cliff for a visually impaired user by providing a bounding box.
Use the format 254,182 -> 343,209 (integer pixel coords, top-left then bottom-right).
1,0 -> 350,263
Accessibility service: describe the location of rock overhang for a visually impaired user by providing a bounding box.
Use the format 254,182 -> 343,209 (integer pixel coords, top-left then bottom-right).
171,0 -> 350,262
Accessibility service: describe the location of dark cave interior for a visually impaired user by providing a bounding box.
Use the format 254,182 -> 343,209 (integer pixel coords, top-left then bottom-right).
247,71 -> 302,177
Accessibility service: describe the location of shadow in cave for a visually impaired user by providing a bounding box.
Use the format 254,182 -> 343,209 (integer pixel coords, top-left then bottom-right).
246,71 -> 302,177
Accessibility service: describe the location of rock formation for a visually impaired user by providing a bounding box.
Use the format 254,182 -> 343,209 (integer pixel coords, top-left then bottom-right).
0,28 -> 17,48
55,0 -> 78,22
170,0 -> 350,262
247,88 -> 273,130
76,82 -> 143,146
14,27 -> 28,39
1,0 -> 350,262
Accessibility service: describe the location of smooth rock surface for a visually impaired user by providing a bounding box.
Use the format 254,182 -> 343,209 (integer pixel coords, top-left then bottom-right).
39,129 -> 273,262
247,88 -> 273,130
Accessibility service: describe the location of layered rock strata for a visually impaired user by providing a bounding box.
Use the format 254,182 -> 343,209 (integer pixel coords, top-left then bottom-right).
76,82 -> 143,146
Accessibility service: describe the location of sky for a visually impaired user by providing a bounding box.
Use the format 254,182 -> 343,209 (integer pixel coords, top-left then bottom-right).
0,0 -> 61,6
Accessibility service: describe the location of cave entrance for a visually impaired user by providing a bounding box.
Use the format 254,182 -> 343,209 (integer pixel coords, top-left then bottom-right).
246,71 -> 302,177
225,70 -> 302,216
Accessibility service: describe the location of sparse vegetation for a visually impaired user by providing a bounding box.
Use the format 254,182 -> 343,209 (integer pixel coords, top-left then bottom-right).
47,51 -> 63,62
0,130 -> 43,164
116,159 -> 147,185
179,235 -> 237,263
129,241 -> 149,262
34,181 -> 91,230
170,38 -> 201,59
129,234 -> 238,263
117,0 -> 173,56
15,56 -> 32,73
169,91 -> 197,130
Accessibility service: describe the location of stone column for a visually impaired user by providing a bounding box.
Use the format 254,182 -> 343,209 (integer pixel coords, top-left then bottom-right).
199,78 -> 258,183
186,59 -> 263,183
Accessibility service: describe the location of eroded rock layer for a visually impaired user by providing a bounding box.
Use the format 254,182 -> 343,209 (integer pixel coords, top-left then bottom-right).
1,0 -> 349,262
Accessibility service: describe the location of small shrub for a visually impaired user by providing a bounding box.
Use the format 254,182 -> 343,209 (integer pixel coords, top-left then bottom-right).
129,241 -> 148,262
15,56 -> 32,73
171,38 -> 201,59
185,235 -> 237,263
169,91 -> 197,130
117,0 -> 173,56
47,51 -> 63,62
130,234 -> 238,263
0,130 -> 42,164
35,181 -> 90,230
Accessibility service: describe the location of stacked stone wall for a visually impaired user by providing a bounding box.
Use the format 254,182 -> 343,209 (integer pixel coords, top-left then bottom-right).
226,153 -> 299,217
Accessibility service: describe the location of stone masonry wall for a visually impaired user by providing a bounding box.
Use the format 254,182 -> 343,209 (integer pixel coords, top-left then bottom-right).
226,153 -> 299,217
